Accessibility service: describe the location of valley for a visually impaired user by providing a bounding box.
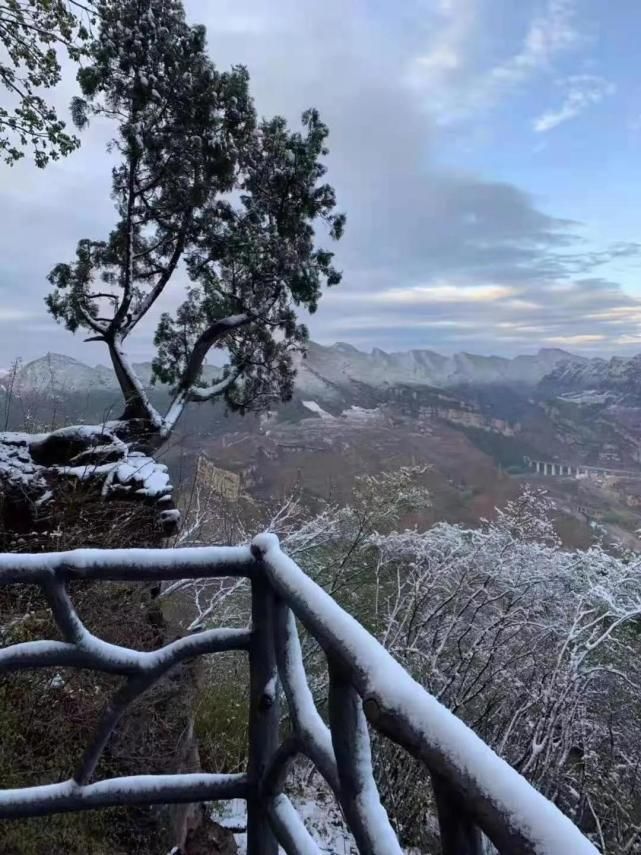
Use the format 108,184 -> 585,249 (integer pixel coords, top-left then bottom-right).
2,342 -> 640,549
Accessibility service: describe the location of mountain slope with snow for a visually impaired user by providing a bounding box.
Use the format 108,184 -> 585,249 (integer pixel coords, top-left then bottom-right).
6,345 -> 638,403
9,354 -> 220,393
295,342 -> 583,393
540,353 -> 641,403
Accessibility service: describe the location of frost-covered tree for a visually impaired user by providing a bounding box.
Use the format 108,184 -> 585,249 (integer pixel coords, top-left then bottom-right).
367,488 -> 641,850
0,0 -> 94,166
46,0 -> 344,448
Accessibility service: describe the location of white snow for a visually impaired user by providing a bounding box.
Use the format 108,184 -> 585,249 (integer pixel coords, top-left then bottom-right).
0,773 -> 245,813
264,674 -> 278,703
49,673 -> 65,689
270,793 -> 323,854
61,451 -> 172,501
0,432 -> 46,490
215,783 -> 423,855
559,390 -> 612,405
302,401 -> 334,419
0,544 -> 254,584
0,426 -> 176,516
341,405 -> 379,421
0,626 -> 250,675
279,610 -> 335,774
253,533 -> 598,855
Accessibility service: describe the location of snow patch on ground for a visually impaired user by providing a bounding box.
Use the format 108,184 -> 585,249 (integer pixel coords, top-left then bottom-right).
214,785 -> 424,854
559,390 -> 613,405
341,405 -> 380,421
302,400 -> 334,419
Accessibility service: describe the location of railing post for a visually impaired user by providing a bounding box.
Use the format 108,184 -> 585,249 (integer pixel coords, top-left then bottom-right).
327,658 -> 402,855
247,574 -> 280,855
432,772 -> 483,855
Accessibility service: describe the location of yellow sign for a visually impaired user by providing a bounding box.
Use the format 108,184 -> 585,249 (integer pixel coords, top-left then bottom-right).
196,456 -> 241,501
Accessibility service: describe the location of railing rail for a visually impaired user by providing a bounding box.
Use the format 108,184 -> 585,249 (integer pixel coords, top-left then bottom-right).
0,536 -> 598,854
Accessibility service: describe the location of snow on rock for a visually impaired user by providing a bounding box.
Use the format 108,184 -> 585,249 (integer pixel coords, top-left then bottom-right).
296,341 -> 578,394
0,425 -> 178,532
49,673 -> 65,690
558,390 -> 613,405
0,432 -> 47,491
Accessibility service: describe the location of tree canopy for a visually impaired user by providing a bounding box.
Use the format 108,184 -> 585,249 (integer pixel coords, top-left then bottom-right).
46,0 -> 345,444
0,0 -> 94,166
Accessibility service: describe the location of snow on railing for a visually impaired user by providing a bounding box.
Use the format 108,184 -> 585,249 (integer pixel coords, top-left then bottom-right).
0,537 -> 598,854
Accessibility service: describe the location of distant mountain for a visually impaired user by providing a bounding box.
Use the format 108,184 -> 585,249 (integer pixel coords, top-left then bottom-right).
7,353 -> 220,394
13,353 -> 117,393
295,342 -> 582,396
6,345 -> 640,405
539,353 -> 641,405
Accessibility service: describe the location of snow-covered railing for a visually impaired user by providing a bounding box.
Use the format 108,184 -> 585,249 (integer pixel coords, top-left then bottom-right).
0,537 -> 598,854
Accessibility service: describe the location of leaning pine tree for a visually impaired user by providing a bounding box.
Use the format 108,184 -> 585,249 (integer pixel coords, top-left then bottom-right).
46,0 -> 345,451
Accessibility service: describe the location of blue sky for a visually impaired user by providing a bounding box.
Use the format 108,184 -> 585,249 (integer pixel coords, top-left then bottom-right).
1,0 -> 641,364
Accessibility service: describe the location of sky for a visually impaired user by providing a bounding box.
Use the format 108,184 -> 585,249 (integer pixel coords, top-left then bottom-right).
2,0 -> 641,366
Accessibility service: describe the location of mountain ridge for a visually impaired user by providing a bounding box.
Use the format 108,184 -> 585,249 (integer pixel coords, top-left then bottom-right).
296,341 -> 585,392
1,344 -> 629,395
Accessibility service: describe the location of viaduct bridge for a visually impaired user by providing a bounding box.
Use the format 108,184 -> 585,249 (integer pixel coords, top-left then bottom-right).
523,456 -> 640,479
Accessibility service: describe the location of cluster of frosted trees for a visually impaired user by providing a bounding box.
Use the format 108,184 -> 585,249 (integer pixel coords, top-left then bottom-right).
168,477 -> 641,852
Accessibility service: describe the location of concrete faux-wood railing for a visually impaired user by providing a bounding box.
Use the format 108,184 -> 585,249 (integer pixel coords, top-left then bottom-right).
0,536 -> 597,854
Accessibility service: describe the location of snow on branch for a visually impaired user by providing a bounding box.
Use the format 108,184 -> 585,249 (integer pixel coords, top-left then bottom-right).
252,533 -> 598,855
0,531 -> 606,849
0,571 -> 250,678
160,363 -> 242,438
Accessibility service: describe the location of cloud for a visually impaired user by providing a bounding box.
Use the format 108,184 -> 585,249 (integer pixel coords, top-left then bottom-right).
373,284 -> 517,304
487,0 -> 580,88
409,0 -> 582,124
311,273 -> 641,356
0,309 -> 34,322
0,0 -> 636,364
533,74 -> 615,132
543,334 -> 606,345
